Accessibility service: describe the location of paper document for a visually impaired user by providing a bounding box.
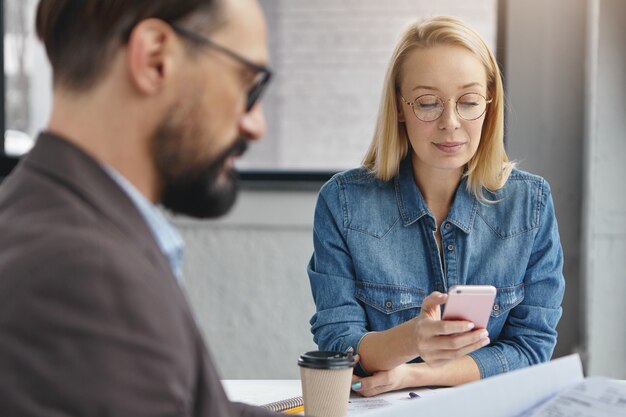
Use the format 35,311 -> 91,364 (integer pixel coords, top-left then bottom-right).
359,354 -> 585,417
348,386 -> 442,415
517,377 -> 626,417
349,397 -> 392,413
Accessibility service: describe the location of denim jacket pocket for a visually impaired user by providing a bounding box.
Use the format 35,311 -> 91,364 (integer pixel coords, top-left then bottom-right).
490,283 -> 525,318
355,281 -> 425,314
348,217 -> 400,239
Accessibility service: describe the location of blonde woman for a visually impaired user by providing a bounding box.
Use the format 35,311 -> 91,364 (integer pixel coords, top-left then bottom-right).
307,16 -> 565,396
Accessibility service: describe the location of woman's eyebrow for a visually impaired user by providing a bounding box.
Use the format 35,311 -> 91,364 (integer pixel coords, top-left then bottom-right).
459,82 -> 484,89
410,82 -> 485,92
411,85 -> 439,92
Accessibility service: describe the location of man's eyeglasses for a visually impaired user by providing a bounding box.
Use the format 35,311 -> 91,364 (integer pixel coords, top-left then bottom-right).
169,23 -> 272,112
400,92 -> 492,122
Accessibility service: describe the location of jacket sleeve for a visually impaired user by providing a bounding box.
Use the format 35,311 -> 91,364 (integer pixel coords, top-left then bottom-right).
468,179 -> 565,377
307,178 -> 370,371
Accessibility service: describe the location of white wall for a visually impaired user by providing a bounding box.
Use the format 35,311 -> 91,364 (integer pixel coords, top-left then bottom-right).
245,0 -> 498,171
504,0 -> 586,360
582,0 -> 626,378
175,191 -> 319,378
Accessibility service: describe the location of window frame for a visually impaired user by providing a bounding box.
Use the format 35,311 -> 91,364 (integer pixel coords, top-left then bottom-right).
1,0 -> 507,187
0,0 -> 11,178
0,0 -> 332,185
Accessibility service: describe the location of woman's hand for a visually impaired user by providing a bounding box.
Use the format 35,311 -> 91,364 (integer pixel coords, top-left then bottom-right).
412,292 -> 490,367
352,356 -> 482,396
356,292 -> 490,373
351,363 -> 415,397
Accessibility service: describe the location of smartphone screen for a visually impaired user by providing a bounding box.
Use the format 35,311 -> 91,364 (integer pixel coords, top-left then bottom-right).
441,285 -> 497,329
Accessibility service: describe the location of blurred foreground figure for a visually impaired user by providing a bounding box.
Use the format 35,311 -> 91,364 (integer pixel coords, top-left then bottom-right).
0,0 -> 278,415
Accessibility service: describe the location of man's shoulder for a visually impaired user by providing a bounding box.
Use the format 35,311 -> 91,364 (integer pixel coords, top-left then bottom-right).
1,174 -> 94,229
0,165 -> 170,309
0,165 -> 119,260
0,219 -> 149,298
0,142 -> 164,260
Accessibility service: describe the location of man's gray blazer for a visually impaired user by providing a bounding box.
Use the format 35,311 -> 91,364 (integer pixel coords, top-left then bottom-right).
0,132 -> 277,416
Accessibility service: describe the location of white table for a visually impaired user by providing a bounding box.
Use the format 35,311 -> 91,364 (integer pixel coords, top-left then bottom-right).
221,379 -> 441,415
222,356 -> 625,417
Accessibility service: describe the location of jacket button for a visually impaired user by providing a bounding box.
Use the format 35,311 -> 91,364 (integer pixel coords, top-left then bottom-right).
445,223 -> 451,229
493,304 -> 500,311
447,244 -> 454,251
385,300 -> 393,309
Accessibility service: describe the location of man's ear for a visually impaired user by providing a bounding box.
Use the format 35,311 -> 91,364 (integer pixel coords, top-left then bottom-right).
126,19 -> 177,95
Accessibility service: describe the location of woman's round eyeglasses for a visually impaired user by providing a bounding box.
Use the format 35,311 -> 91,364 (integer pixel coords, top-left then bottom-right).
400,92 -> 492,122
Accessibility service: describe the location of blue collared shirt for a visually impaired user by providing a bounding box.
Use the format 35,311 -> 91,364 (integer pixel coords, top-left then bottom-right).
307,156 -> 565,378
104,167 -> 185,283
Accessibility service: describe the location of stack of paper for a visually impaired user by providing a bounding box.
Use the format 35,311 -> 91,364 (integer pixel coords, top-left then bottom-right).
517,376 -> 626,417
361,354 -> 585,417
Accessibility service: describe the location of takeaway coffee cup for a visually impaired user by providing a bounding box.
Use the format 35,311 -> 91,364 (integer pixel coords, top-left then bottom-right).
298,351 -> 356,417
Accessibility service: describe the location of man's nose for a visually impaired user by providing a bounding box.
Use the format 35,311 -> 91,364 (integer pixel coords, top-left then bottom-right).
239,103 -> 266,141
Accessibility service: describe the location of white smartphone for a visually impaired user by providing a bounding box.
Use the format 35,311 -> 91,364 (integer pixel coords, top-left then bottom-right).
441,285 -> 497,329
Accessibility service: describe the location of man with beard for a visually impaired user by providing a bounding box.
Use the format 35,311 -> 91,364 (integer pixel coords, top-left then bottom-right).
0,0 -> 280,416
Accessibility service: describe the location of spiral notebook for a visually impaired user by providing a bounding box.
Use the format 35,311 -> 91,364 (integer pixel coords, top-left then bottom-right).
262,395 -> 304,414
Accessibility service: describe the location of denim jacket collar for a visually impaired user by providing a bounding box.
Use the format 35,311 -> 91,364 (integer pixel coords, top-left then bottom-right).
394,155 -> 478,234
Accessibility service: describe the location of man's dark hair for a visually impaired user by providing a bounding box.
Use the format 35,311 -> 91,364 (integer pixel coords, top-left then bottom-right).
36,0 -> 223,91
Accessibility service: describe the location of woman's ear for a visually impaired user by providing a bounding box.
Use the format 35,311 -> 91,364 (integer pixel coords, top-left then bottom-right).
397,99 -> 406,122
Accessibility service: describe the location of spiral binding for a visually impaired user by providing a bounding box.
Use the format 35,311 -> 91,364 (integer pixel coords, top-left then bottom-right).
262,395 -> 303,412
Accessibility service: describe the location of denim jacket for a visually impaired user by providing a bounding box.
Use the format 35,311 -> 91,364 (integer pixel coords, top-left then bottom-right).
307,156 -> 565,378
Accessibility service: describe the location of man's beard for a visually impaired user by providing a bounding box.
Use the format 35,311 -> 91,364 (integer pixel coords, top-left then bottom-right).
152,107 -> 248,219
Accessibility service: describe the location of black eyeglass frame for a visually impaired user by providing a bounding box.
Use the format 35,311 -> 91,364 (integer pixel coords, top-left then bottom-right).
169,22 -> 272,112
400,92 -> 493,122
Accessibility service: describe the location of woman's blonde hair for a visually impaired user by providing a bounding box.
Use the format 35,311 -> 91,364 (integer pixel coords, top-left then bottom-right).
362,16 -> 514,202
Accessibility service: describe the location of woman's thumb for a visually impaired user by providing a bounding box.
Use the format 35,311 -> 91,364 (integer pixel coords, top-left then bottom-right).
420,291 -> 447,316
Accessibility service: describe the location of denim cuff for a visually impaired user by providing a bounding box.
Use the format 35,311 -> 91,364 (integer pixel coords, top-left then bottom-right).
340,332 -> 371,377
468,346 -> 509,378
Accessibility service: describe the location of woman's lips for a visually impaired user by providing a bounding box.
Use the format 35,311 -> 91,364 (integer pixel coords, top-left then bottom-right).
433,142 -> 465,153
